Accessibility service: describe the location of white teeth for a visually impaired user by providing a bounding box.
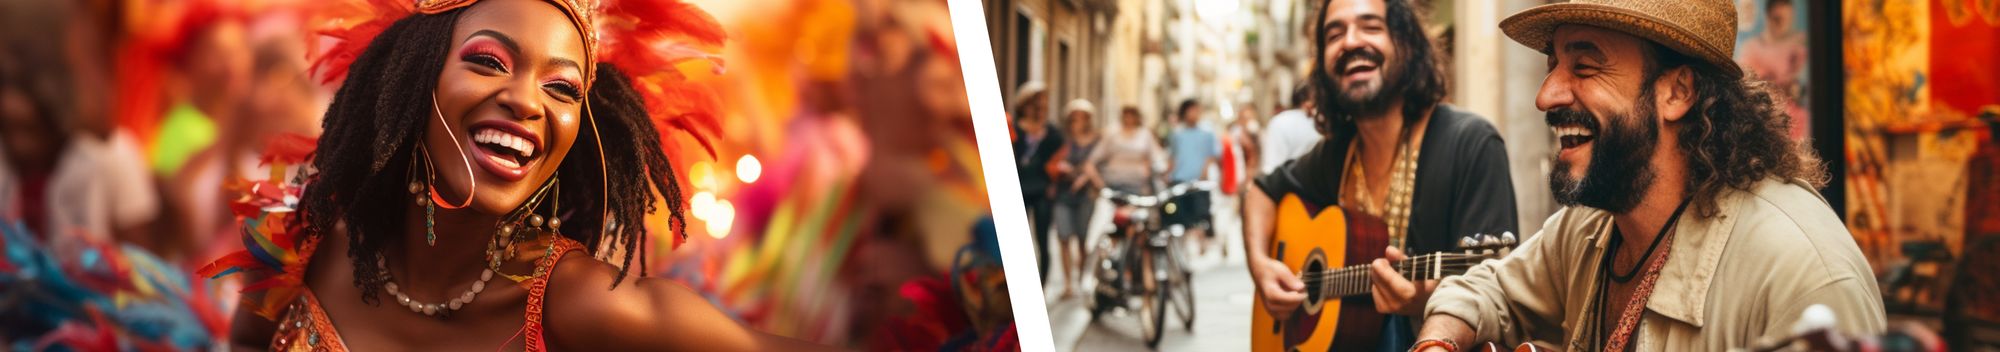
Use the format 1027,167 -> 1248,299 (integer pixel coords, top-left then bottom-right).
1550,125 -> 1595,140
471,128 -> 537,158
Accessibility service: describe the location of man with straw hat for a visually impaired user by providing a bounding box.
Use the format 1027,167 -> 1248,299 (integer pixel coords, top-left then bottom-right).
1408,1 -> 1884,351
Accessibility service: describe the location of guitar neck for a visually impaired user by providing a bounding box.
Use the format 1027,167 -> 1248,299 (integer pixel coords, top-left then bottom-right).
1311,253 -> 1485,298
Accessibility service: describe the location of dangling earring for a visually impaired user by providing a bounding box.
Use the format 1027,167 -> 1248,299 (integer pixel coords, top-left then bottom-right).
410,146 -> 437,246
487,175 -> 561,282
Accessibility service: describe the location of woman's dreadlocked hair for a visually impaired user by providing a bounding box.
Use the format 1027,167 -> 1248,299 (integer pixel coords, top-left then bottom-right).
296,10 -> 459,305
559,63 -> 689,289
296,9 -> 689,305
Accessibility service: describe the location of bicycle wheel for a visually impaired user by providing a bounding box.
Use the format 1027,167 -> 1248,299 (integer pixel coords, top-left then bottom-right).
1087,240 -> 1116,322
1174,266 -> 1195,331
1163,232 -> 1198,330
1139,249 -> 1166,349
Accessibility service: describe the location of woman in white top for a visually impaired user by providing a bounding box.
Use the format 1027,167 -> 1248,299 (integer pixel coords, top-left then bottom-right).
1082,106 -> 1163,196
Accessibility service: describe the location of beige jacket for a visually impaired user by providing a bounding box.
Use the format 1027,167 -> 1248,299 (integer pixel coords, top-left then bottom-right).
1426,179 -> 1885,351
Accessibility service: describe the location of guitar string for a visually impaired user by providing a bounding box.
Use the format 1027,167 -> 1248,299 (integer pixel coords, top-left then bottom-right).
1291,254 -> 1489,278
1297,266 -> 1478,282
1298,267 -> 1478,280
1293,256 -> 1486,276
1297,263 -> 1480,281
1290,250 -> 1500,297
1299,263 -> 1480,297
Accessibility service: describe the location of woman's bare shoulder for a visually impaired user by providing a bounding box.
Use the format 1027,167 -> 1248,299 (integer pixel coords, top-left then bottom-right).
541,254 -> 766,350
539,255 -> 842,350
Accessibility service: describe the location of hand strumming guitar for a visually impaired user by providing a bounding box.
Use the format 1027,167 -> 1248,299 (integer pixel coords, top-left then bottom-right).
1370,246 -> 1439,316
1252,256 -> 1308,319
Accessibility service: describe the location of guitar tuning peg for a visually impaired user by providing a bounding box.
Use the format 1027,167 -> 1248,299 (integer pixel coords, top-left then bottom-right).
1478,234 -> 1498,247
1501,232 -> 1517,245
1458,236 -> 1478,248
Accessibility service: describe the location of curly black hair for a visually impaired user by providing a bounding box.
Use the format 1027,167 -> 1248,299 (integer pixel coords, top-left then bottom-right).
1639,41 -> 1826,217
1309,0 -> 1447,135
295,9 -> 687,305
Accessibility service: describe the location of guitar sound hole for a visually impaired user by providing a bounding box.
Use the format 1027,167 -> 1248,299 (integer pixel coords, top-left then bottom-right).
1302,258 -> 1326,306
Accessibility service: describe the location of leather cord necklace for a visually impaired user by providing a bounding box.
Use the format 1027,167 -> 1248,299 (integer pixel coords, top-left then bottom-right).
1595,197 -> 1693,351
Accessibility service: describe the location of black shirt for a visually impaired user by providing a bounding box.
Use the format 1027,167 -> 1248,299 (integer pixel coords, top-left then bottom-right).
1014,125 -> 1065,198
1253,104 -> 1520,255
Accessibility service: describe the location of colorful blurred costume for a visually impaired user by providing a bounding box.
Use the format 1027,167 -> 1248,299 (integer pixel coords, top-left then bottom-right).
0,222 -> 224,351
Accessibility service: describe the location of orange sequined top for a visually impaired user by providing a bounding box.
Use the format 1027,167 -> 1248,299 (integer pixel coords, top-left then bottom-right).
265,235 -> 585,352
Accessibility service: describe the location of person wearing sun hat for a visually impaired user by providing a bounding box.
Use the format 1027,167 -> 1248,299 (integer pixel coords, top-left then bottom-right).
1009,81 -> 1063,282
1407,0 -> 1884,351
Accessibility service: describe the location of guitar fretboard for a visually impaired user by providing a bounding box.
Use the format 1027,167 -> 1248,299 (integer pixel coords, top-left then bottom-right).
1300,252 -> 1489,298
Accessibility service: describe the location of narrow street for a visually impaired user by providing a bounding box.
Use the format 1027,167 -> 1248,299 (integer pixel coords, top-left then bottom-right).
1044,197 -> 1253,351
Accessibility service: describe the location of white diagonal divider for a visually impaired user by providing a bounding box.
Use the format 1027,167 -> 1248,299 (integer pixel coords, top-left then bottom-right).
944,0 -> 1055,350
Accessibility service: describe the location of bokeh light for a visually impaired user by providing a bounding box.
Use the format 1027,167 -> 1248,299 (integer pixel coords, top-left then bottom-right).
736,154 -> 762,183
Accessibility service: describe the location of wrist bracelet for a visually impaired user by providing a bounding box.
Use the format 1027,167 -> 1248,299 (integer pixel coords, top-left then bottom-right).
1411,338 -> 1459,352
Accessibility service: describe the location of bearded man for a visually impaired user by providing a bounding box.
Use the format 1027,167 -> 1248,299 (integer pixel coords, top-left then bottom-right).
1242,0 -> 1521,350
1406,1 -> 1885,351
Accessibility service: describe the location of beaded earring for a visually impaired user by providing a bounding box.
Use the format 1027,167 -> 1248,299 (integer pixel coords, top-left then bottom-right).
409,146 -> 437,246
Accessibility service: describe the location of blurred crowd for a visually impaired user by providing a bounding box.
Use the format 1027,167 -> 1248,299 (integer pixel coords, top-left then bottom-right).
1,0 -> 323,349
0,0 -> 324,267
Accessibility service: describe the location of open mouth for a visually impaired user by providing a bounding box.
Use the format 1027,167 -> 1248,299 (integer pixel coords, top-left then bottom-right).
1342,61 -> 1378,79
1552,124 -> 1596,150
466,121 -> 541,181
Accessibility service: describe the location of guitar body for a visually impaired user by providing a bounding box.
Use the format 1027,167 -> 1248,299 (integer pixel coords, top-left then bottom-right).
1252,195 -> 1390,351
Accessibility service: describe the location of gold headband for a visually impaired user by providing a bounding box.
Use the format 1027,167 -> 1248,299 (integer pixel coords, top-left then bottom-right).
415,0 -> 600,83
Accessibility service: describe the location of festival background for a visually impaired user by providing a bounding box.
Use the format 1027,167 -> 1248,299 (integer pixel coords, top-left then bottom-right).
0,0 -> 1017,350
1844,0 -> 2000,348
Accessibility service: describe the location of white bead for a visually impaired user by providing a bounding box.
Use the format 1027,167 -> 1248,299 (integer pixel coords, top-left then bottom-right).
449,300 -> 463,310
423,304 -> 437,315
472,280 -> 485,293
461,291 -> 475,303
408,301 -> 422,313
481,269 -> 494,281
398,295 -> 411,306
385,282 -> 398,294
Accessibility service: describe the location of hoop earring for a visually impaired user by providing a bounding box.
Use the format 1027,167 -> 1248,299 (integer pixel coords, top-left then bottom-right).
586,103 -> 613,242
429,92 -> 477,210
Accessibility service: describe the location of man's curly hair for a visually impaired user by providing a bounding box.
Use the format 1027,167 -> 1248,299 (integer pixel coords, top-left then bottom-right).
1642,41 -> 1827,217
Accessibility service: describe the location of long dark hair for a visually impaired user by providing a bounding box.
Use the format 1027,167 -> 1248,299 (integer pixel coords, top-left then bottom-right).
297,9 -> 686,304
1641,42 -> 1826,217
1309,0 -> 1447,137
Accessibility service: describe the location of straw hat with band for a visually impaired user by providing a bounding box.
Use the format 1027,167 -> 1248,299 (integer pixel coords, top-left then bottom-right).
1499,0 -> 1744,78
1066,99 -> 1096,116
1013,81 -> 1048,111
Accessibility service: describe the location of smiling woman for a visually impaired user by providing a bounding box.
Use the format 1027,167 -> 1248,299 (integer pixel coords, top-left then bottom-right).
203,0 -> 835,350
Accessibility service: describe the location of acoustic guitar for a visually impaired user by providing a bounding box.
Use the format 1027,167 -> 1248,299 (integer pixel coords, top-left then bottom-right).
1251,194 -> 1516,352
